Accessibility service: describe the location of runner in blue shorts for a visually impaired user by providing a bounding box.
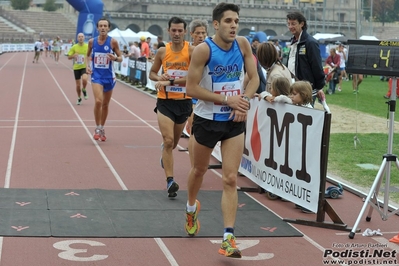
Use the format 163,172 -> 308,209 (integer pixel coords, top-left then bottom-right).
86,17 -> 122,141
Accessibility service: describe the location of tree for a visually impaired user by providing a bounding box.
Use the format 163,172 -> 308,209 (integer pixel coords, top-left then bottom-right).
10,0 -> 30,10
373,0 -> 395,25
43,0 -> 57,12
363,0 -> 399,25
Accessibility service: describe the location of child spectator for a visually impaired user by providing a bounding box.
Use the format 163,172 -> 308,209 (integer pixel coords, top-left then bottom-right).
150,43 -> 158,61
121,45 -> 130,81
289,81 -> 313,108
122,45 -> 129,57
259,76 -> 292,104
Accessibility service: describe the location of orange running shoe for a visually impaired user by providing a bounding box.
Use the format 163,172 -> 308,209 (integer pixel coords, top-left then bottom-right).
185,200 -> 200,237
218,234 -> 242,258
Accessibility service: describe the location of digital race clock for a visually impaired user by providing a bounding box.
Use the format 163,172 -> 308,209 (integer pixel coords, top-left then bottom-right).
346,39 -> 399,76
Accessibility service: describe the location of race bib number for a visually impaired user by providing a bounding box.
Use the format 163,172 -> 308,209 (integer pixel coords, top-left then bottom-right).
93,52 -> 110,69
76,55 -> 85,65
213,81 -> 241,114
165,69 -> 187,93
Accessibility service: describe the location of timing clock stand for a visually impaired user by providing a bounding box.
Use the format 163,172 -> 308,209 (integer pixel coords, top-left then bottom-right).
345,39 -> 399,239
348,79 -> 399,239
353,83 -> 361,149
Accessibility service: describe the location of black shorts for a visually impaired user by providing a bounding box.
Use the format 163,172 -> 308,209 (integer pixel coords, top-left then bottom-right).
192,114 -> 245,148
155,98 -> 192,124
74,68 -> 87,80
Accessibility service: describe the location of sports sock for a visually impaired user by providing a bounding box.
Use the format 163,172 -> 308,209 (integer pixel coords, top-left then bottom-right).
223,227 -> 234,240
186,201 -> 197,213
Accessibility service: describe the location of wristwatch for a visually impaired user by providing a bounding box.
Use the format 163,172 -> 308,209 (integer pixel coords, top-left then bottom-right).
242,95 -> 251,102
169,78 -> 175,85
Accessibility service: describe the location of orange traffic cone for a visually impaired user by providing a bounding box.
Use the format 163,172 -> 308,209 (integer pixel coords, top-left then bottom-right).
389,234 -> 399,243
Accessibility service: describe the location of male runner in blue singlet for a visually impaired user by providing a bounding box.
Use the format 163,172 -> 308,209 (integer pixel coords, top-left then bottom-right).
86,17 -> 122,141
184,3 -> 259,258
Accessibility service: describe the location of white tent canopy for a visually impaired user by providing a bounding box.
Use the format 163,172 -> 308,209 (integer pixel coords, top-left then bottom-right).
313,33 -> 343,41
108,28 -> 139,46
359,35 -> 379,40
108,29 -> 158,45
108,28 -> 122,38
124,28 -> 136,36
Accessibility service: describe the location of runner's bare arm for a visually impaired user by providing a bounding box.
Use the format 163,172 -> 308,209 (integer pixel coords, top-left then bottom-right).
149,47 -> 169,82
109,38 -> 122,62
186,43 -> 219,102
85,39 -> 93,74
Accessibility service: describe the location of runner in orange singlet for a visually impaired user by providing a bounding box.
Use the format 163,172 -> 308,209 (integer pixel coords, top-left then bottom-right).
149,16 -> 195,198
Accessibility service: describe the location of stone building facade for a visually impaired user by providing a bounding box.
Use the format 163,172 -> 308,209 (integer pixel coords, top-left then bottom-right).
64,0 -> 362,41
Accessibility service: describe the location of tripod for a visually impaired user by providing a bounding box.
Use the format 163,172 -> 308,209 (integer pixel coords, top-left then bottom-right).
354,77 -> 361,149
349,78 -> 399,239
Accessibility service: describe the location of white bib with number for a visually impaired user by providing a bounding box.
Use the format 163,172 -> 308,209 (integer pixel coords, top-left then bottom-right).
93,52 -> 110,69
165,69 -> 187,93
76,54 -> 85,65
212,80 -> 241,114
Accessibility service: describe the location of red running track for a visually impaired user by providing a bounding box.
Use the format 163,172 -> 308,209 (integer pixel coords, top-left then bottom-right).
0,52 -> 399,266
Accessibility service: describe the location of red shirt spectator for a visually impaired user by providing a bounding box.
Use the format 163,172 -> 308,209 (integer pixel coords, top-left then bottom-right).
325,48 -> 340,70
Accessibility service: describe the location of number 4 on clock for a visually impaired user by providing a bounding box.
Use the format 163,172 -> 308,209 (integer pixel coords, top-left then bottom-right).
380,49 -> 390,67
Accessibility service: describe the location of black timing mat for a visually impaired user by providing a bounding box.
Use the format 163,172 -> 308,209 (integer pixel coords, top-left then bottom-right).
0,188 -> 302,238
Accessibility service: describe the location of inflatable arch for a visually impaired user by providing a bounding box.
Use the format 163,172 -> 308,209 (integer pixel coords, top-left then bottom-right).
66,0 -> 104,42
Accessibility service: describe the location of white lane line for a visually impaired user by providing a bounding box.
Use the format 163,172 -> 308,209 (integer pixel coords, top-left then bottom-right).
40,57 -> 128,190
0,52 -> 29,266
4,54 -> 27,188
154,238 -> 179,266
0,52 -> 17,71
112,91 -> 181,266
56,59 -> 179,265
0,119 -> 158,122
112,99 -> 161,133
21,58 -> 178,265
0,126 -> 156,129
